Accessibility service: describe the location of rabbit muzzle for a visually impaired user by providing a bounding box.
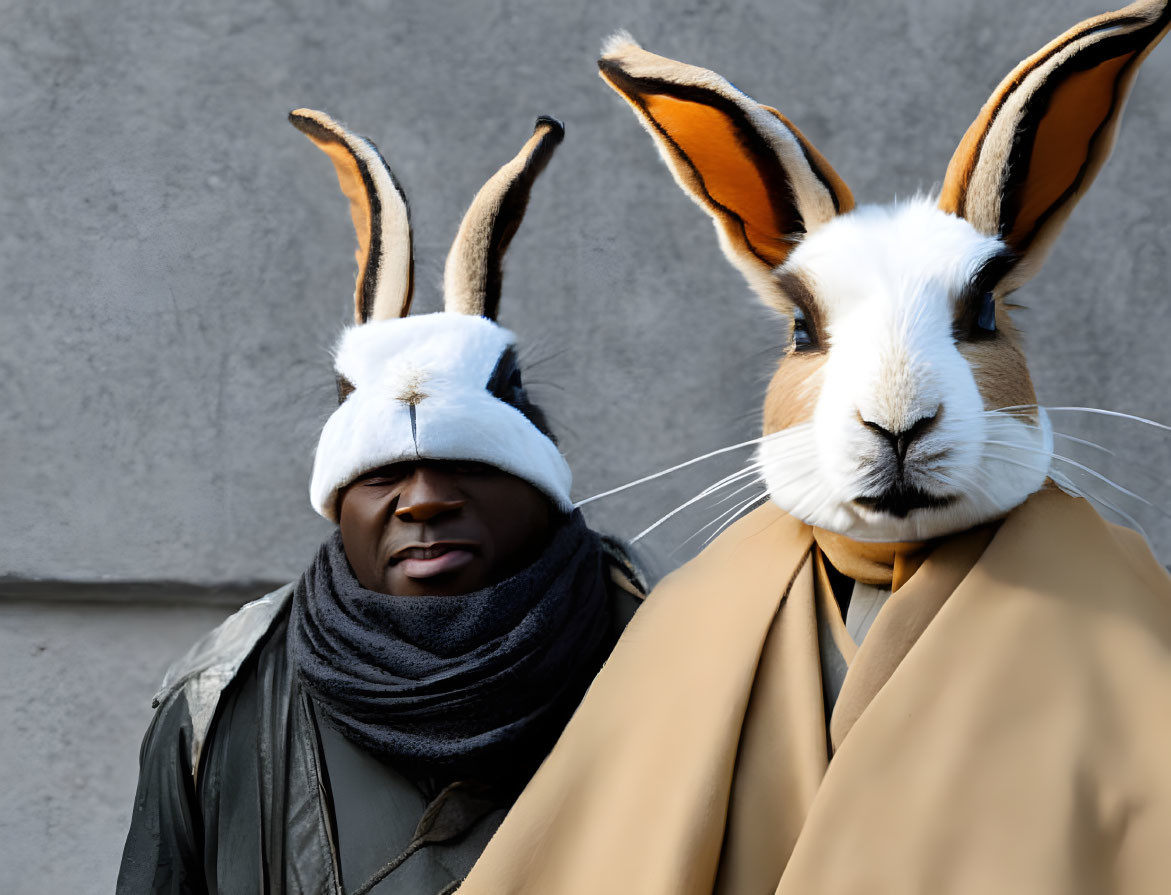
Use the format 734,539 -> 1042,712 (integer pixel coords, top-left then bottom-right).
757,202 -> 1051,542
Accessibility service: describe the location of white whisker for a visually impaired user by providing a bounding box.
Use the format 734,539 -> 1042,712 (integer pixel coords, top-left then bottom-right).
573,436 -> 769,508
711,474 -> 767,509
672,473 -> 772,551
981,439 -> 1047,452
703,493 -> 770,546
1005,422 -> 1171,490
786,475 -> 840,528
575,425 -> 815,508
1047,469 -> 1149,537
984,438 -> 1160,511
630,465 -> 765,543
990,404 -> 1171,434
672,487 -> 768,553
1047,455 -> 1168,516
1042,406 -> 1171,433
983,451 -> 1159,533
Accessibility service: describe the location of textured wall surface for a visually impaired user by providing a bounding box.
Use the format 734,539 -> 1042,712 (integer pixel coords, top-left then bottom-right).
0,600 -> 231,895
1,0 -> 1169,890
2,0 -> 1169,586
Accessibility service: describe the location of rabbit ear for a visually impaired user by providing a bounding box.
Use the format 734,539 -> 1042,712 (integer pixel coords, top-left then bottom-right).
444,116 -> 565,319
598,33 -> 853,297
289,108 -> 415,323
939,0 -> 1171,291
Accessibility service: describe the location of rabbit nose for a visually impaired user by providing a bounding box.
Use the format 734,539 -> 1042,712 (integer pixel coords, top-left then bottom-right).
861,408 -> 941,467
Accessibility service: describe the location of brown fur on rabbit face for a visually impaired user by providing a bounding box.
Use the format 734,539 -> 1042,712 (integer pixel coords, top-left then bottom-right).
600,0 -> 1171,541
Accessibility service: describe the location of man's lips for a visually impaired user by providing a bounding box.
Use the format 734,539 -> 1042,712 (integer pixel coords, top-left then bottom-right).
389,542 -> 479,579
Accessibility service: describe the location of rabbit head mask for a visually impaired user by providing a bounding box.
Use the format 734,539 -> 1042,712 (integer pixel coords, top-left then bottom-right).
290,110 -> 572,522
600,0 -> 1171,542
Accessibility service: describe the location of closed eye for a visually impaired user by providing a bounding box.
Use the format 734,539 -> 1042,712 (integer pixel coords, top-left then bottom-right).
356,466 -> 410,488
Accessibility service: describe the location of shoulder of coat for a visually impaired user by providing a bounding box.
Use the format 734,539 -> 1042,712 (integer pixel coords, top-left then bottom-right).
151,583 -> 295,776
600,535 -> 648,602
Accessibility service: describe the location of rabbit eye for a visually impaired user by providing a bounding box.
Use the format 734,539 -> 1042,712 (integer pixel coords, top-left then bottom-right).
956,251 -> 1013,341
954,288 -> 1000,342
791,308 -> 816,352
976,291 -> 996,333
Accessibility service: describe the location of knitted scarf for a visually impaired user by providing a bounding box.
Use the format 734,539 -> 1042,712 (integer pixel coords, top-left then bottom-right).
288,510 -> 612,782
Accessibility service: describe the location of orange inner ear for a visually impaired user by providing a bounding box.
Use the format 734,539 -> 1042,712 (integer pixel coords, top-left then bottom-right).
1006,51 -> 1134,248
306,135 -> 373,277
642,93 -> 796,267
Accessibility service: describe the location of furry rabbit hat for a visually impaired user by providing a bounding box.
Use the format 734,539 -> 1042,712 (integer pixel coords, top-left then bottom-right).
289,110 -> 572,521
598,0 -> 1171,543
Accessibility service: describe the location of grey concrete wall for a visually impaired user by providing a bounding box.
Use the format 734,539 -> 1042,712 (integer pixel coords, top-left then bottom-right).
2,0 -> 1169,587
1,0 -> 1170,890
0,599 -> 232,894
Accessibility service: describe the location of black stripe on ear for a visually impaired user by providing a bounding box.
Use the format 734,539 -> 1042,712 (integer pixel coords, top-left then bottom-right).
598,60 -> 803,267
997,16 -> 1166,255
287,111 -> 415,323
481,117 -> 564,321
485,347 -> 556,443
950,6 -> 1167,223
950,15 -> 1142,219
762,108 -> 848,216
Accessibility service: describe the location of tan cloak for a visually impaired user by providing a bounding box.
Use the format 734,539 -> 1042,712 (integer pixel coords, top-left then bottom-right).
460,489 -> 1171,894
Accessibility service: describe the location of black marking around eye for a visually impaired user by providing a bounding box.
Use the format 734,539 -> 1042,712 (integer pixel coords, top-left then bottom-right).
971,252 -> 1017,294
485,347 -> 557,443
976,291 -> 997,332
954,252 -> 1017,341
775,271 -> 826,353
791,307 -> 815,350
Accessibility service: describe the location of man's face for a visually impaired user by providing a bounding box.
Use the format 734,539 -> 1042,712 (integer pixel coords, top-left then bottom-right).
337,460 -> 555,596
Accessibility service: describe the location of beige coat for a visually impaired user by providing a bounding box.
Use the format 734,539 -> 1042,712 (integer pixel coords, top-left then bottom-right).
460,489 -> 1171,894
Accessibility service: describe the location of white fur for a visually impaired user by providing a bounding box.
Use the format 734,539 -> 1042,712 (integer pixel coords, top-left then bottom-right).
311,313 -> 572,521
759,200 -> 1052,541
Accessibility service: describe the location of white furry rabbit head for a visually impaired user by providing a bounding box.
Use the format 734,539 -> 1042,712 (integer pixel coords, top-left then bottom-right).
288,109 -> 572,521
600,0 -> 1171,542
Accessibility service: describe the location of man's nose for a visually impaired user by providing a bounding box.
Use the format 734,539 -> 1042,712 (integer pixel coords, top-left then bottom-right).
394,468 -> 466,522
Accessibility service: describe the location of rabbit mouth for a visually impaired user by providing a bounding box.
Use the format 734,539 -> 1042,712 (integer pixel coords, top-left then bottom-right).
853,484 -> 958,518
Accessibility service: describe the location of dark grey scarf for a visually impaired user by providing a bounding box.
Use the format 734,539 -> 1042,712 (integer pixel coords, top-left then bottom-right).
288,510 -> 612,782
